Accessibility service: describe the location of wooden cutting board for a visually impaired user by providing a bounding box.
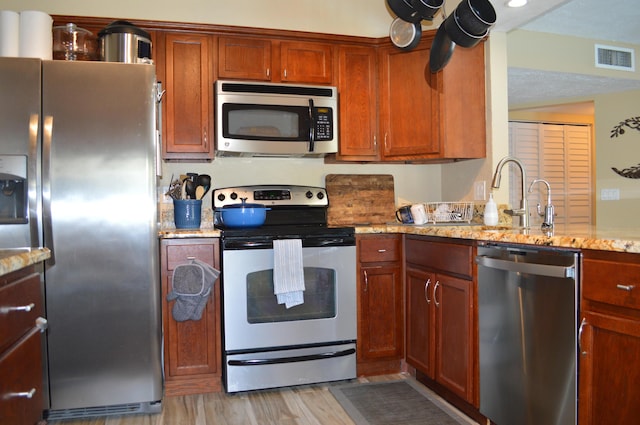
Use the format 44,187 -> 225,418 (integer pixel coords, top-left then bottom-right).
326,174 -> 396,226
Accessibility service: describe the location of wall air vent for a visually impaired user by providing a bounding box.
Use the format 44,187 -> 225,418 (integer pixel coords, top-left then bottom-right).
595,44 -> 635,71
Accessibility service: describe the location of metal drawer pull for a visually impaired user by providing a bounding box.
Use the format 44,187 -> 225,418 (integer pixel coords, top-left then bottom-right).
377,249 -> 387,253
424,278 -> 431,304
0,303 -> 35,314
36,317 -> 48,333
433,281 -> 440,307
578,317 -> 587,356
4,388 -> 36,400
363,270 -> 368,292
616,284 -> 635,292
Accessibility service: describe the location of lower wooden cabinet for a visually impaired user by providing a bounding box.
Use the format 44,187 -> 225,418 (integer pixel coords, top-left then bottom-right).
356,234 -> 404,376
0,268 -> 45,425
405,236 -> 476,405
160,238 -> 221,396
579,250 -> 640,424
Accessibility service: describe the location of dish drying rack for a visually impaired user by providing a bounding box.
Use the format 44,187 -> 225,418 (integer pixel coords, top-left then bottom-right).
424,202 -> 474,223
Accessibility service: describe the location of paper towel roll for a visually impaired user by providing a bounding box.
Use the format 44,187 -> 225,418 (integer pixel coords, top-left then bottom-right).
0,10 -> 19,57
19,10 -> 52,59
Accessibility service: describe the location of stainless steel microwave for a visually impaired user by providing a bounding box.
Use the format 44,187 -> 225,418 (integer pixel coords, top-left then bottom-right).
215,80 -> 338,158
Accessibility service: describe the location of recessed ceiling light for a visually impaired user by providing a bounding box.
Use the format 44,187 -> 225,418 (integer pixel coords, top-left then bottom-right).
506,0 -> 528,7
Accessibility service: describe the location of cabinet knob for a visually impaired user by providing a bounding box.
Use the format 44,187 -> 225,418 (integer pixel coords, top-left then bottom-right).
0,302 -> 35,314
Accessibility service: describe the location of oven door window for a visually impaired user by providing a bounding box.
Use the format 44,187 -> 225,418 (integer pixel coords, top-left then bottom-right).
223,104 -> 309,141
246,267 -> 336,323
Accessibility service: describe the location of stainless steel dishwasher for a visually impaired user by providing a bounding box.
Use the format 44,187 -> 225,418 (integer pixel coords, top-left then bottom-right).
476,243 -> 579,425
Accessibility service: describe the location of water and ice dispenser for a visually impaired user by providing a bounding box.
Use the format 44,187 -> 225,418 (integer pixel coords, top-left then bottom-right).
0,155 -> 28,224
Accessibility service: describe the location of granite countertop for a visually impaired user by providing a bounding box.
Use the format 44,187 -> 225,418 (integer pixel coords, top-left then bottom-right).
355,223 -> 640,254
0,247 -> 51,277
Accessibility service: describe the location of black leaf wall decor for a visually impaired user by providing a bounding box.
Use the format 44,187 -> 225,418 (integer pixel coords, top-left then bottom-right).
610,116 -> 640,179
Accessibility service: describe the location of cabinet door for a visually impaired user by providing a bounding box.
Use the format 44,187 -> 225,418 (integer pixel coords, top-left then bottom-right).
378,42 -> 439,160
406,266 -> 436,377
218,36 -> 272,81
163,33 -> 213,160
280,41 -> 333,84
436,273 -> 474,402
579,311 -> 640,425
358,264 -> 403,361
336,45 -> 379,160
161,239 -> 221,396
438,43 -> 486,159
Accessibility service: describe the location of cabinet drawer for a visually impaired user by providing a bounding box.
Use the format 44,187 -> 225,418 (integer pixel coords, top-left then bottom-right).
0,328 -> 43,425
166,244 -> 215,271
0,274 -> 42,353
358,235 -> 401,263
583,257 -> 640,310
405,237 -> 472,278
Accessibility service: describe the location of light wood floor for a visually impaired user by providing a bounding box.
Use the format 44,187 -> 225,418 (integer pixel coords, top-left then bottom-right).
46,374 -> 477,425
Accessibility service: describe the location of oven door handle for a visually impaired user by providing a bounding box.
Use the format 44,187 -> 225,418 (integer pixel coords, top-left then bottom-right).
227,348 -> 355,366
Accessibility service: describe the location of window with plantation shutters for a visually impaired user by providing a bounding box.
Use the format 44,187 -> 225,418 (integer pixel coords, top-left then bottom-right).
508,122 -> 593,227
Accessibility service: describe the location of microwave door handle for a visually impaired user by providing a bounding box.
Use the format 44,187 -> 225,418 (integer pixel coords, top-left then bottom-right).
308,99 -> 315,152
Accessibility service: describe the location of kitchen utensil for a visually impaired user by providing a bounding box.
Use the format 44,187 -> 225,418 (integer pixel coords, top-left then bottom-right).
396,206 -> 414,224
386,0 -> 423,23
219,198 -> 269,228
196,174 -> 211,198
195,185 -> 205,200
184,179 -> 196,199
180,181 -> 187,200
389,17 -> 422,51
410,0 -> 444,20
429,24 -> 456,72
443,11 -> 487,49
453,0 -> 496,36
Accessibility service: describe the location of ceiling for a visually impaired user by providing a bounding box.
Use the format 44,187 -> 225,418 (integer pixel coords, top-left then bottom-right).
487,0 -> 640,110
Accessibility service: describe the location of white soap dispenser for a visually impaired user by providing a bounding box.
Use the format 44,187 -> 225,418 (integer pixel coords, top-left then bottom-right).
484,193 -> 499,226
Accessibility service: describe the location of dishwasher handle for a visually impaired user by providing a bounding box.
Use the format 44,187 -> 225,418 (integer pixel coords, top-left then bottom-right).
475,255 -> 575,278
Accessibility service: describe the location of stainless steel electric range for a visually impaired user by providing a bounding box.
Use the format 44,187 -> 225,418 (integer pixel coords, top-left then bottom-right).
213,184 -> 357,393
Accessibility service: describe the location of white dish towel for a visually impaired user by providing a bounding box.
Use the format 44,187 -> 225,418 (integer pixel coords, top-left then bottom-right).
273,238 -> 305,308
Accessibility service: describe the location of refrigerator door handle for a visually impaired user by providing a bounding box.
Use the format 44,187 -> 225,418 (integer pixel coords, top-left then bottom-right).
155,82 -> 165,178
27,114 -> 40,247
42,115 -> 55,267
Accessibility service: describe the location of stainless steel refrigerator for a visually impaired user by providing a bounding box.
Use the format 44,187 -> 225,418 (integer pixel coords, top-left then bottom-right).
0,58 -> 163,420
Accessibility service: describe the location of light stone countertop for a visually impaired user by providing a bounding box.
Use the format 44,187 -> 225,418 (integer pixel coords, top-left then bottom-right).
0,247 -> 51,277
355,223 -> 640,254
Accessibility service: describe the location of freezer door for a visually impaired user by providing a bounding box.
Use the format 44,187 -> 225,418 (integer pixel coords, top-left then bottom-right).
42,61 -> 162,411
0,58 -> 42,248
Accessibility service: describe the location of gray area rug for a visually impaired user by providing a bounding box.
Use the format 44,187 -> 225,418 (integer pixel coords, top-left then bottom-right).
330,379 -> 470,425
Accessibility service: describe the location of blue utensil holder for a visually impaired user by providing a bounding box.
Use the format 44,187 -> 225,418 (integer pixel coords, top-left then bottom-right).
173,199 -> 202,229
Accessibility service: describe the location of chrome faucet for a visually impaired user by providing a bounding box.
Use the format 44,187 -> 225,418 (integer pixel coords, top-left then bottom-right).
528,179 -> 555,230
491,156 -> 529,228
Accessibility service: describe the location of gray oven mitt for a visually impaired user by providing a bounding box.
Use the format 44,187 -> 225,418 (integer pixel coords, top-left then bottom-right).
167,259 -> 220,322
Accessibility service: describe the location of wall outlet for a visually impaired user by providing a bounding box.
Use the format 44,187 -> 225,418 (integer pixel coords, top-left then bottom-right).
474,181 -> 486,201
601,188 -> 620,201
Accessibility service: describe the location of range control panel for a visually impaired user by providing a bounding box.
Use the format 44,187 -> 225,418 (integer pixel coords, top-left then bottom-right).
213,185 -> 328,208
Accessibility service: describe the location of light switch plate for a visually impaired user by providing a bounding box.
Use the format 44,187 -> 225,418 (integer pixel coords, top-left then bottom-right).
601,188 -> 620,200
474,181 -> 486,201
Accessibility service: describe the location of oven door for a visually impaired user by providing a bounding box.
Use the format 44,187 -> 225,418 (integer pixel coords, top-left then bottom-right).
221,245 -> 356,351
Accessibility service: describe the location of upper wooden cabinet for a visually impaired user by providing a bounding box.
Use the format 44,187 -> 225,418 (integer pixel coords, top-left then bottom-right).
337,36 -> 486,162
159,32 -> 214,161
378,39 -> 439,160
336,45 -> 379,160
218,36 -> 334,84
